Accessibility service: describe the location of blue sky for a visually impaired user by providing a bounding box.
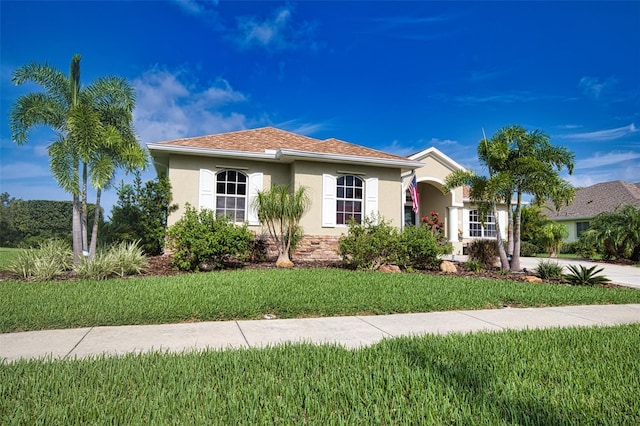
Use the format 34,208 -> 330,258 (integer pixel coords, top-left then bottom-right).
1,1 -> 639,216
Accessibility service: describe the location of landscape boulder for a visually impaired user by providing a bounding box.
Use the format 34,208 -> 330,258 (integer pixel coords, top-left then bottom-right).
440,260 -> 457,273
378,264 -> 402,273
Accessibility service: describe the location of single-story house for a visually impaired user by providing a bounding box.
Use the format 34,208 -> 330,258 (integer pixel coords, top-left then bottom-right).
544,180 -> 640,242
148,127 -> 507,260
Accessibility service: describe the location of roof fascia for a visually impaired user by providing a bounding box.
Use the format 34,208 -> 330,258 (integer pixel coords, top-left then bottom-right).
277,149 -> 424,169
146,143 -> 277,161
408,147 -> 466,172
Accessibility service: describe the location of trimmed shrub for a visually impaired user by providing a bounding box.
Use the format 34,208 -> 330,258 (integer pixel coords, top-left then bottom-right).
560,241 -> 580,255
467,239 -> 499,269
339,217 -> 451,271
167,205 -> 253,271
399,225 -> 452,270
520,241 -> 541,257
338,217 -> 401,270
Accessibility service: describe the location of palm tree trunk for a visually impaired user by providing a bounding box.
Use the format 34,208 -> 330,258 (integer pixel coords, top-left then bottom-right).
494,204 -> 510,270
510,191 -> 523,271
81,161 -> 89,255
89,188 -> 102,259
507,200 -> 514,256
72,194 -> 83,264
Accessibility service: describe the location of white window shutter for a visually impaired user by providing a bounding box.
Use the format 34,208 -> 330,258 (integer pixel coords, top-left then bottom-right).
365,177 -> 379,223
199,169 -> 214,210
322,174 -> 336,227
247,172 -> 263,225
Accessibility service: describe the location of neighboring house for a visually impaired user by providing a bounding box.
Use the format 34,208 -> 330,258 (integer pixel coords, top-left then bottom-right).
147,127 -> 507,259
544,180 -> 640,242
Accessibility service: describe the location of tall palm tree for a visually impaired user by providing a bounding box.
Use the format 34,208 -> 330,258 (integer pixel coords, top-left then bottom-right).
253,184 -> 311,267
10,55 -> 146,262
444,170 -> 511,270
479,125 -> 574,271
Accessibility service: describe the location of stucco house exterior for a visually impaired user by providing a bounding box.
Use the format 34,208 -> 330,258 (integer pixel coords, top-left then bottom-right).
147,127 -> 507,260
545,180 -> 640,242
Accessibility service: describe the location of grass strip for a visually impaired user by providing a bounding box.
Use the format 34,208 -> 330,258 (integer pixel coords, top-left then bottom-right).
2,324 -> 639,424
1,269 -> 639,333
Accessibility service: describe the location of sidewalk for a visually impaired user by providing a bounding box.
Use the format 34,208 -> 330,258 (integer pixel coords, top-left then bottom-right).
2,304 -> 639,363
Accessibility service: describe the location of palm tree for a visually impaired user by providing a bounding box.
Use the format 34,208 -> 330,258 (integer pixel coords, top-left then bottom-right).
10,54 -> 146,262
480,125 -> 574,270
253,184 -> 311,267
444,170 -> 511,270
446,125 -> 574,271
539,222 -> 568,257
581,205 -> 640,261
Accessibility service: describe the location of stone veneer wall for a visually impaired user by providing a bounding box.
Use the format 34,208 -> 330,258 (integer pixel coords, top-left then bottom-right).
293,235 -> 342,262
261,235 -> 342,262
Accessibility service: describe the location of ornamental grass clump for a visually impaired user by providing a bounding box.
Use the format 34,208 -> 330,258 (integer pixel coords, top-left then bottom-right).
535,260 -> 564,280
7,239 -> 72,280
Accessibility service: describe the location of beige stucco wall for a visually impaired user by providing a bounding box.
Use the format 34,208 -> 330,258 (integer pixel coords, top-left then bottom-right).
166,155 -> 290,227
165,154 -> 403,236
291,160 -> 402,236
415,155 -> 456,184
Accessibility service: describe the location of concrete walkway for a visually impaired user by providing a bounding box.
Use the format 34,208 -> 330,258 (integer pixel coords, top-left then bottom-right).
2,304 -> 639,363
452,255 -> 640,289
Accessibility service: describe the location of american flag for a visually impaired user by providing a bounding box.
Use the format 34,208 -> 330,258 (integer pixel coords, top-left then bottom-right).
408,174 -> 419,213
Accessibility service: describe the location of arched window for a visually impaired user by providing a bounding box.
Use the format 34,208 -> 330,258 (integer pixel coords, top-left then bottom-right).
469,210 -> 497,238
216,170 -> 247,222
336,175 -> 363,224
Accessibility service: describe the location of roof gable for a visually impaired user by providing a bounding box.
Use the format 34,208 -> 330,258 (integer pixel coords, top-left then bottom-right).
546,180 -> 640,220
408,147 -> 466,173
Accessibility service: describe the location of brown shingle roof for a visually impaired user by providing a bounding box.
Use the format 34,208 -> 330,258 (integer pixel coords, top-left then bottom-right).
151,127 -> 408,162
546,180 -> 640,220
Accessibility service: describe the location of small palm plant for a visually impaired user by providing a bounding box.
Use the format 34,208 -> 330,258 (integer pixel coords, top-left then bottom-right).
563,264 -> 611,286
253,184 -> 311,267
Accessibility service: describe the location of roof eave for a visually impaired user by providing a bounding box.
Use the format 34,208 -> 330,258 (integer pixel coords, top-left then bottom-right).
146,143 -> 277,161
147,144 -> 425,170
277,149 -> 424,169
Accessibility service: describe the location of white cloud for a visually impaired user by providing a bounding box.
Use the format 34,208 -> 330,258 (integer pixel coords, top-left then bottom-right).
555,124 -> 583,130
173,0 -> 217,15
579,76 -> 617,100
234,6 -> 317,52
451,91 -> 577,104
575,151 -> 640,170
132,67 -> 250,143
561,123 -> 638,142
381,140 -> 418,157
276,119 -> 330,136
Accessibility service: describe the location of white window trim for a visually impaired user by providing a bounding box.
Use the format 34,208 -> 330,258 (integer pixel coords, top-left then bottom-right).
199,168 -> 263,225
322,173 -> 378,227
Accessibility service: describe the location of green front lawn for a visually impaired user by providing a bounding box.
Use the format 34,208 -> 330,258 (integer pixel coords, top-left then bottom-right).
2,324 -> 638,424
2,269 -> 640,333
0,247 -> 21,270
